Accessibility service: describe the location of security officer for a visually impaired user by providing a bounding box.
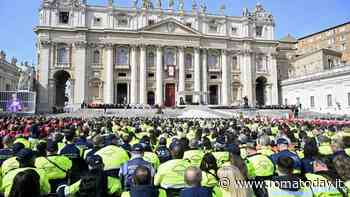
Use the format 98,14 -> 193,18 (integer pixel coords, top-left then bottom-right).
60,155 -> 122,197
270,138 -> 302,173
140,140 -> 160,170
94,134 -> 129,177
256,135 -> 274,156
119,144 -> 155,190
212,137 -> 229,168
74,131 -> 93,157
35,141 -> 72,192
155,137 -> 171,164
59,129 -> 85,183
1,142 -> 25,176
183,139 -> 204,167
1,148 -> 50,197
245,141 -> 275,180
13,136 -> 31,149
154,143 -> 191,196
304,160 -> 343,197
83,134 -> 105,160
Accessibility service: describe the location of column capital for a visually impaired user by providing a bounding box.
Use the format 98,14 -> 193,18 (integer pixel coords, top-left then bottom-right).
201,48 -> 208,53
74,41 -> 88,49
177,45 -> 186,50
221,49 -> 230,55
242,49 -> 254,56
130,44 -> 138,49
40,40 -> 52,48
104,43 -> 114,49
269,52 -> 278,58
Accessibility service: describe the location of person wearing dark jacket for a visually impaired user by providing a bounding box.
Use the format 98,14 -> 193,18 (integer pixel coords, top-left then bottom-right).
121,166 -> 166,197
179,167 -> 212,197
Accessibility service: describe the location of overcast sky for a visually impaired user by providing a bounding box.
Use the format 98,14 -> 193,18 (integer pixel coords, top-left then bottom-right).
0,0 -> 349,64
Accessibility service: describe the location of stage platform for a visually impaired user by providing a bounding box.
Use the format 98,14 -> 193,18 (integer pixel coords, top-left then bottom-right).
49,106 -> 293,119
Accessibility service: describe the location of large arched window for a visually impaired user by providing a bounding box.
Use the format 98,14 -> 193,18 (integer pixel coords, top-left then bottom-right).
164,49 -> 175,65
92,50 -> 100,64
57,45 -> 69,64
147,51 -> 155,67
116,47 -> 129,65
185,53 -> 193,68
208,52 -> 219,68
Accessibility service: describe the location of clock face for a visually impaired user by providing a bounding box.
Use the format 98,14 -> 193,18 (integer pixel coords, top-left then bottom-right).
167,22 -> 175,33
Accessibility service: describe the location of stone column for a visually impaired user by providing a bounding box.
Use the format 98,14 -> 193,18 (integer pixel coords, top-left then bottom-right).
104,44 -> 114,104
202,49 -> 208,104
193,48 -> 201,103
38,40 -> 51,112
74,41 -> 87,108
221,49 -> 230,105
156,46 -> 163,106
178,47 -> 185,100
270,53 -> 279,105
265,84 -> 272,106
240,49 -> 255,106
139,45 -> 147,105
130,45 -> 138,104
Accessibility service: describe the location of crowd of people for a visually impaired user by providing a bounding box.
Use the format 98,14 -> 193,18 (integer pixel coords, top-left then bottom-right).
0,115 -> 350,197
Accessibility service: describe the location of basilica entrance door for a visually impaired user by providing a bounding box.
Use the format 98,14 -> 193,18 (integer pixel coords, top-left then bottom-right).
165,84 -> 175,107
116,83 -> 128,104
209,85 -> 219,105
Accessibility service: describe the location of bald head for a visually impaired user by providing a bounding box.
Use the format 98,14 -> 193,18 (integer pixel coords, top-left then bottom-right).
184,167 -> 202,187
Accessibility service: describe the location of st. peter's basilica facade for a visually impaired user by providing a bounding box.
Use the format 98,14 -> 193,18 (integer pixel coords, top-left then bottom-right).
35,0 -> 279,111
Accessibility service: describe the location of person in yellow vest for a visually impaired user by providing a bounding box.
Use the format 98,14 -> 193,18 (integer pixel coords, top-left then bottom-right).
34,140 -> 72,192
94,135 -> 129,177
200,153 -> 222,197
305,160 -> 343,197
13,136 -> 31,149
1,143 -> 25,176
256,135 -> 274,156
121,166 -> 167,197
261,156 -> 313,197
1,148 -> 50,197
318,135 -> 333,156
7,169 -> 42,197
212,137 -> 229,168
59,155 -> 122,197
154,143 -> 191,196
244,141 -> 275,180
140,137 -> 160,170
183,139 -> 204,167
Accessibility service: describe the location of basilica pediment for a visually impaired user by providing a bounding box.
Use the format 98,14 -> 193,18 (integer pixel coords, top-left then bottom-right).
139,18 -> 202,36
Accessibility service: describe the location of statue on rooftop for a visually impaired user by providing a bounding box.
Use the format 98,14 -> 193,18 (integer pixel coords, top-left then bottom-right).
220,4 -> 226,15
179,0 -> 184,11
156,0 -> 162,9
192,0 -> 197,12
169,0 -> 174,9
132,0 -> 138,8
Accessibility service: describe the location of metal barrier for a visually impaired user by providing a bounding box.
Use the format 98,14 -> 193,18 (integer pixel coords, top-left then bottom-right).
0,91 -> 36,115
